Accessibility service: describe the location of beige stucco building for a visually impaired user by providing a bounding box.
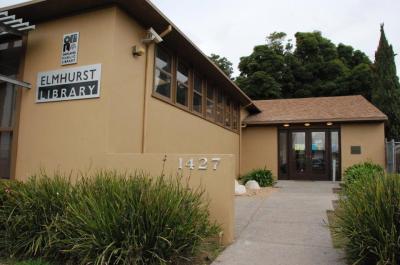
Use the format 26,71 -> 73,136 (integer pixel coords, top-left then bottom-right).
0,0 -> 388,244
242,96 -> 387,181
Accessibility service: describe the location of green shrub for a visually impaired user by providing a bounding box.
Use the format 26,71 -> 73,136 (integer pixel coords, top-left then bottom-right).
239,168 -> 274,187
335,173 -> 400,265
0,174 -> 71,259
343,161 -> 384,186
0,171 -> 220,265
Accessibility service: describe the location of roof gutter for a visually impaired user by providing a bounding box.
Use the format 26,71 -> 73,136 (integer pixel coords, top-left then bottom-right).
140,0 -> 260,112
244,117 -> 389,125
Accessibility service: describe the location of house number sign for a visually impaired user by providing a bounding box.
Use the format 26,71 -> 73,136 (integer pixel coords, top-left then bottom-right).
178,158 -> 221,171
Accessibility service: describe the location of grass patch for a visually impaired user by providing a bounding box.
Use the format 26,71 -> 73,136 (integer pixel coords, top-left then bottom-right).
14,260 -> 53,265
0,171 -> 221,265
192,240 -> 224,265
326,210 -> 347,249
0,259 -> 53,265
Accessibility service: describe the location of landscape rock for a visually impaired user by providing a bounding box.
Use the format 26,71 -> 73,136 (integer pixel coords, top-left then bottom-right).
235,180 -> 247,195
245,180 -> 261,190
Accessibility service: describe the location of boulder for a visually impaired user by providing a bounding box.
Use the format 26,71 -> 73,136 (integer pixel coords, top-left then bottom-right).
235,180 -> 247,195
245,180 -> 260,190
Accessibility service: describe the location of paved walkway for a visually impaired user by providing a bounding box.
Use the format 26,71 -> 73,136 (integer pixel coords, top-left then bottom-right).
212,181 -> 345,265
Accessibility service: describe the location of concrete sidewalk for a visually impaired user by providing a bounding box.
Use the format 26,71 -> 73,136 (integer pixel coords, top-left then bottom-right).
212,181 -> 345,265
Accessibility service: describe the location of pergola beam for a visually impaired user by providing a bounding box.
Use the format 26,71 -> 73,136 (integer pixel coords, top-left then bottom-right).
0,10 -> 35,37
0,74 -> 31,89
0,22 -> 22,36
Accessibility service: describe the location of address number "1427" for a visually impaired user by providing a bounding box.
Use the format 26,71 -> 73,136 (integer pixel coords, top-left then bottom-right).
178,158 -> 221,171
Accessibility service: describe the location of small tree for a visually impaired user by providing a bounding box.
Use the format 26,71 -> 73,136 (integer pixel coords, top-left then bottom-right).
372,24 -> 400,140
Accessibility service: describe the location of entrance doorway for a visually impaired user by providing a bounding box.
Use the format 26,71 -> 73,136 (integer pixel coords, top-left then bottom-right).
278,127 -> 340,181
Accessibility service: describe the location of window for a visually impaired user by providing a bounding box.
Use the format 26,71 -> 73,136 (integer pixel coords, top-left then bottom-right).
152,45 -> 241,133
232,104 -> 239,130
176,60 -> 189,107
206,86 -> 215,120
215,89 -> 224,124
331,131 -> 340,180
224,97 -> 231,128
0,39 -> 23,179
193,74 -> 203,114
154,47 -> 172,98
279,131 -> 288,177
0,83 -> 16,179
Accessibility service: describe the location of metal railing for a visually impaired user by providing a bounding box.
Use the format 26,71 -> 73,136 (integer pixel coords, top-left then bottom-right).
386,139 -> 400,173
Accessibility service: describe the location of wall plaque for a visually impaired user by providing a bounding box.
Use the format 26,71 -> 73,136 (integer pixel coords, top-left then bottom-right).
351,146 -> 361,155
61,32 -> 79,65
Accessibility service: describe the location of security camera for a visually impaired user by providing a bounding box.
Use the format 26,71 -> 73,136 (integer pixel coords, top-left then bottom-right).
142,27 -> 163,44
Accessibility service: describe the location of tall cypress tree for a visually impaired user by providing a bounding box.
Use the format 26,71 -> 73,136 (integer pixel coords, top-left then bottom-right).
372,24 -> 400,140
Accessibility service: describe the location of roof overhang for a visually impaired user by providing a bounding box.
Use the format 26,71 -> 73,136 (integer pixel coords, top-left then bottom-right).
245,117 -> 388,126
1,0 -> 260,112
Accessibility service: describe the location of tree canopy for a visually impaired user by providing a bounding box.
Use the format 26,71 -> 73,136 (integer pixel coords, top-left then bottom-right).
372,24 -> 400,140
209,53 -> 234,79
236,31 -> 374,100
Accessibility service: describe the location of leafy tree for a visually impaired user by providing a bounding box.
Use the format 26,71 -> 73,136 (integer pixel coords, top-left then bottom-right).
237,31 -> 375,100
372,24 -> 400,140
236,32 -> 287,99
209,53 -> 234,79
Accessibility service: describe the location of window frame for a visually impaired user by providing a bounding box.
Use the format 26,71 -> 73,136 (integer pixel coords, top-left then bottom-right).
224,96 -> 232,128
151,45 -> 240,134
215,88 -> 224,125
232,103 -> 240,131
153,45 -> 174,102
205,84 -> 215,121
175,58 -> 190,109
0,37 -> 26,179
192,72 -> 204,116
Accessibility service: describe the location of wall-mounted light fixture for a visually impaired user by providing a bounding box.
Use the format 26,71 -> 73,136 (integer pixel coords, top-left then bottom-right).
327,122 -> 333,126
304,123 -> 310,127
283,123 -> 290,127
132,45 -> 145,56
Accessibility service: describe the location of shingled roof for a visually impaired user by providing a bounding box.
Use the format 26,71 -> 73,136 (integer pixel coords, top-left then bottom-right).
244,95 -> 387,125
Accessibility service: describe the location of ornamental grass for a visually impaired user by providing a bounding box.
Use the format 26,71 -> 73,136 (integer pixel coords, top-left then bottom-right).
0,171 -> 220,265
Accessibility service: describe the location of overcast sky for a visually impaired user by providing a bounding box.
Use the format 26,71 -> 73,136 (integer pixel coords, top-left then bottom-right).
2,0 -> 399,77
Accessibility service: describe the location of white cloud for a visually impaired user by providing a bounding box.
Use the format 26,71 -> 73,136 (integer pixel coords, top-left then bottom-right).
150,0 -> 400,77
1,0 -> 399,77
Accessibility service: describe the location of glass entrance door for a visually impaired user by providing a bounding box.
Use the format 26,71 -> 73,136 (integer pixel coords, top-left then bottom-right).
310,131 -> 328,180
291,132 -> 307,179
287,129 -> 331,180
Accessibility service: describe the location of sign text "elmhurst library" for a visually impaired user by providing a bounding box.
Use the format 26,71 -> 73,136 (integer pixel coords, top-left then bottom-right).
36,64 -> 101,103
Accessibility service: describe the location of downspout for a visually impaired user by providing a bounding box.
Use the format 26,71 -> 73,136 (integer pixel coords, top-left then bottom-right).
239,116 -> 248,176
140,26 -> 172,153
141,43 -> 150,154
